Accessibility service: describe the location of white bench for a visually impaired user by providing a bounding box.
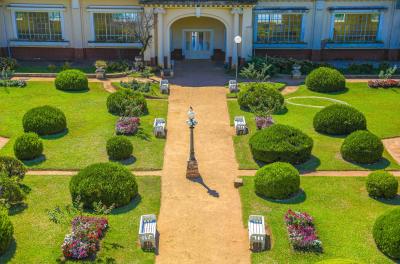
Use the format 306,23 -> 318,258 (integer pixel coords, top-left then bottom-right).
229,80 -> 238,93
159,79 -> 169,94
248,215 -> 267,251
139,214 -> 157,250
234,116 -> 248,135
153,118 -> 166,138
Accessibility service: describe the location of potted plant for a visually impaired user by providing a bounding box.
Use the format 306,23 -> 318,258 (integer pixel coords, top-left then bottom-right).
292,63 -> 302,79
95,60 -> 107,79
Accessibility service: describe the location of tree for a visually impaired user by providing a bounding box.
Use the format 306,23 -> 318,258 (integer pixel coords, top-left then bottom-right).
131,12 -> 154,58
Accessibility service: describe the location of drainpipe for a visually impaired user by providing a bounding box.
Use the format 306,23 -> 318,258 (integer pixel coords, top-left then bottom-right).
1,4 -> 12,57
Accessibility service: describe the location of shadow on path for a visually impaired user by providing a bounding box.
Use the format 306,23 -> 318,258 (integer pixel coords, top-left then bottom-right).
189,176 -> 220,198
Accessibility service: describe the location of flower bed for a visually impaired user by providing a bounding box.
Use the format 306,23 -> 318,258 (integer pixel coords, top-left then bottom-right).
62,216 -> 108,260
368,79 -> 399,88
115,117 -> 140,135
284,209 -> 322,252
0,79 -> 26,87
255,116 -> 274,129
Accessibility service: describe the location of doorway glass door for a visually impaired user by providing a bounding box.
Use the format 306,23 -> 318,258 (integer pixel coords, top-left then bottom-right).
184,31 -> 212,59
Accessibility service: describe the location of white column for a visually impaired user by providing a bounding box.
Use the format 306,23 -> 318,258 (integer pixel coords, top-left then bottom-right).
155,8 -> 165,68
241,7 -> 253,60
231,8 -> 242,67
71,0 -> 84,59
0,4 -> 7,53
310,0 -> 325,60
144,7 -> 156,64
388,2 -> 400,60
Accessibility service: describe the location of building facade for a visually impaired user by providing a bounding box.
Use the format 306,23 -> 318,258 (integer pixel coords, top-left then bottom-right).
1,0 -> 400,67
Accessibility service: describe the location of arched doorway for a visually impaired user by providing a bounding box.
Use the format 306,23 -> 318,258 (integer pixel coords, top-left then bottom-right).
169,16 -> 227,62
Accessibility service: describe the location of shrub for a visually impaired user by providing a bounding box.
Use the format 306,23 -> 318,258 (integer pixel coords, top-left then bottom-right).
366,171 -> 398,199
305,67 -> 346,92
347,63 -> 374,74
285,209 -> 322,252
0,156 -> 26,180
313,104 -> 367,135
341,130 -> 383,164
254,162 -> 300,199
0,80 -> 26,88
23,105 -> 67,135
0,206 -> 13,255
316,259 -> 363,264
55,69 -> 88,91
368,79 -> 399,88
69,162 -> 138,208
0,174 -> 26,207
0,57 -> 17,71
373,208 -> 400,259
13,133 -> 43,160
106,89 -> 148,116
115,117 -> 140,135
249,124 -> 313,164
106,136 -> 133,160
119,80 -> 151,93
237,83 -> 284,113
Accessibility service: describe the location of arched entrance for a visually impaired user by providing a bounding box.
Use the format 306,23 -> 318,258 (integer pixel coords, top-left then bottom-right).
169,16 -> 227,62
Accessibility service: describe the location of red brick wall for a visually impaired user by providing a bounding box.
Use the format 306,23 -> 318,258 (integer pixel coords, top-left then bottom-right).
83,48 -> 140,60
255,49 -> 313,60
0,47 -> 7,57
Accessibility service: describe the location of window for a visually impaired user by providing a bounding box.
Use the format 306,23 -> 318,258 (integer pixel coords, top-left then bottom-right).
15,11 -> 63,41
255,13 -> 303,43
333,13 -> 380,43
93,12 -> 139,43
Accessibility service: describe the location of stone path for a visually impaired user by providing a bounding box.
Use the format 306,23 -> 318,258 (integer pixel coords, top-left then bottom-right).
0,137 -> 9,150
383,137 -> 400,165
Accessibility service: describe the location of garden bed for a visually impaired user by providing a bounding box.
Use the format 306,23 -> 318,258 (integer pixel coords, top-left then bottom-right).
239,176 -> 398,263
0,175 -> 160,263
0,82 -> 168,170
228,82 -> 400,171
112,82 -> 168,99
226,82 -> 286,99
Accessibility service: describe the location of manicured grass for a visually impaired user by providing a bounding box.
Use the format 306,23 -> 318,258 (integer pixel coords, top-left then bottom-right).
226,82 -> 286,98
240,176 -> 398,264
0,82 -> 168,170
228,83 -> 400,171
0,175 -> 160,263
112,81 -> 168,99
15,65 -> 96,74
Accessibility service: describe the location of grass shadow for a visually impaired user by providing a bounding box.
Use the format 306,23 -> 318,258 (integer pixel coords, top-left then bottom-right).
102,241 -> 124,251
371,195 -> 400,205
0,238 -> 17,263
58,87 -> 90,93
296,155 -> 321,172
257,189 -> 307,204
22,154 -> 46,166
110,155 -> 136,166
313,86 -> 350,95
40,129 -> 69,140
348,157 -> 391,170
136,128 -> 152,141
111,194 -> 142,215
8,203 -> 28,215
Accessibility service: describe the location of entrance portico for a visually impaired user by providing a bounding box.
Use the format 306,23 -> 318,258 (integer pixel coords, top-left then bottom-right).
141,0 -> 255,69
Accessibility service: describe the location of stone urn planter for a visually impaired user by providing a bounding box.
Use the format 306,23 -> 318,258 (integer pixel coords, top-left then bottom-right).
255,116 -> 275,130
292,64 -> 302,79
94,60 -> 107,80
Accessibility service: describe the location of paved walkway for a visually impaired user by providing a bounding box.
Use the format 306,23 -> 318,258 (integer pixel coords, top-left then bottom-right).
383,137 -> 400,165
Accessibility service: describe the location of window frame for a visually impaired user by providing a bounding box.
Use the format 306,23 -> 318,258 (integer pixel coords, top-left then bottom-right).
87,6 -> 143,47
8,4 -> 66,43
329,10 -> 383,44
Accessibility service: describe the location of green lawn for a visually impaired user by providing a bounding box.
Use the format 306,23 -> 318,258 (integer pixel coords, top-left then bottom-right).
0,175 -> 160,264
240,176 -> 398,264
112,82 -> 168,99
0,82 -> 168,170
228,83 -> 400,171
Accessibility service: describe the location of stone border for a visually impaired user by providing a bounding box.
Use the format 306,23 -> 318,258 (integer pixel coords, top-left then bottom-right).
286,96 -> 349,108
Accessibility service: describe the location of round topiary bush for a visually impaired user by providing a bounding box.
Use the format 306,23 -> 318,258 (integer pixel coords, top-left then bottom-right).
366,171 -> 398,199
107,89 -> 148,116
55,69 -> 88,91
69,162 -> 138,208
373,208 -> 400,259
13,133 -> 43,161
313,104 -> 367,135
22,105 -> 67,135
106,136 -> 133,160
249,124 -> 313,164
0,207 -> 14,255
341,130 -> 383,164
237,82 -> 284,112
0,174 -> 26,206
305,67 -> 346,92
254,162 -> 300,199
316,259 -> 363,264
0,156 -> 26,180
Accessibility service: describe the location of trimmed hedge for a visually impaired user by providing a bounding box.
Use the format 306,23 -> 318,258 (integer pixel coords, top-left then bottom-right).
313,104 -> 367,135
316,259 -> 363,264
305,67 -> 346,92
0,207 -> 14,255
0,156 -> 26,180
69,162 -> 138,208
55,69 -> 88,91
106,136 -> 133,160
13,133 -> 43,160
23,105 -> 67,135
254,162 -> 300,199
107,89 -> 148,116
341,130 -> 383,164
366,171 -> 398,199
249,124 -> 313,164
237,82 -> 284,112
373,208 -> 400,259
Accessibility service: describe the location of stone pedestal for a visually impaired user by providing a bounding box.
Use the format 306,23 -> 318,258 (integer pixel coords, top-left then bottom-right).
186,159 -> 200,179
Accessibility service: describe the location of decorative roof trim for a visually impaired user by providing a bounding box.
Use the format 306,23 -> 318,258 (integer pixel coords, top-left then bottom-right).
86,5 -> 143,12
328,6 -> 388,12
7,4 -> 66,11
139,0 -> 256,7
254,7 -> 309,13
